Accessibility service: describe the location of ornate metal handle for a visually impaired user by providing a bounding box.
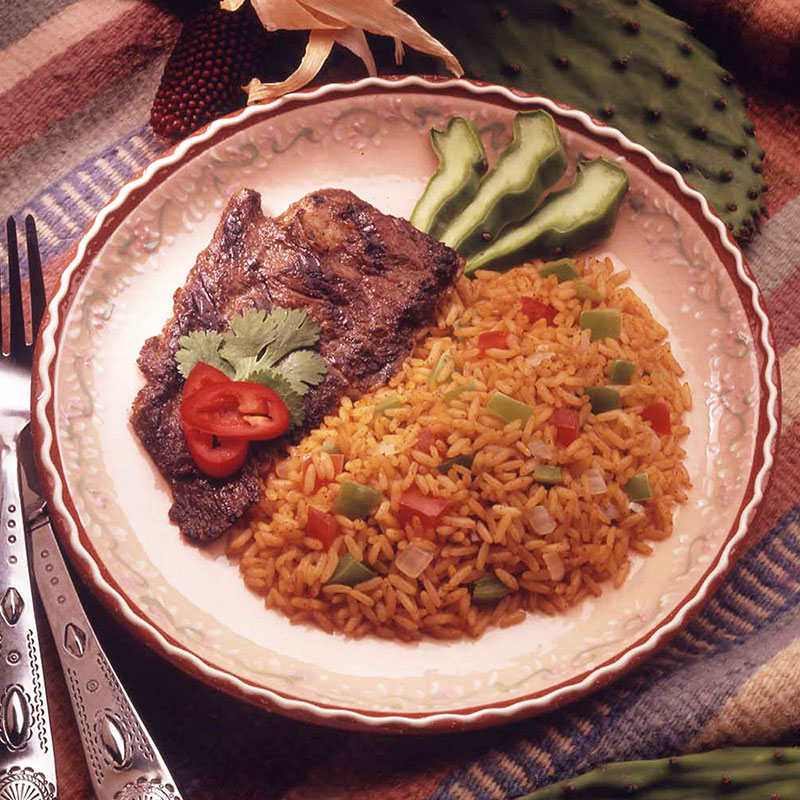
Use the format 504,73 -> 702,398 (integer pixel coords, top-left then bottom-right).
0,438 -> 57,799
29,513 -> 182,800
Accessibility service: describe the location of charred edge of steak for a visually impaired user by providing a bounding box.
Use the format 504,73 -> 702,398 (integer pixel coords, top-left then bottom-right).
131,187 -> 463,543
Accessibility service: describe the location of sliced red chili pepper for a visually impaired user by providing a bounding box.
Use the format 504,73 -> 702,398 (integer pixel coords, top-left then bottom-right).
399,488 -> 450,531
550,407 -> 581,446
521,296 -> 558,326
642,400 -> 672,435
477,329 -> 509,352
182,425 -> 248,479
302,453 -> 345,492
307,506 -> 339,549
181,380 -> 290,440
183,362 -> 231,398
416,427 -> 440,455
180,363 -> 248,479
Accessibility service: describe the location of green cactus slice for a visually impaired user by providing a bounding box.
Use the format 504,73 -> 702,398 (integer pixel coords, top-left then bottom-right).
464,158 -> 629,276
410,116 -> 487,238
518,746 -> 800,799
399,0 -> 768,241
441,110 -> 567,255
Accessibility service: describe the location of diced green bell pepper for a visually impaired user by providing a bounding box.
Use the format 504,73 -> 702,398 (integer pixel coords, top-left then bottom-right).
321,440 -> 341,454
580,309 -> 622,341
533,465 -> 563,485
608,359 -> 636,384
334,481 -> 381,519
624,473 -> 653,501
326,553 -> 376,586
438,454 -> 474,474
428,352 -> 454,384
539,258 -> 578,282
488,392 -> 535,423
572,280 -> 602,302
373,393 -> 403,418
584,386 -> 622,414
471,577 -> 512,605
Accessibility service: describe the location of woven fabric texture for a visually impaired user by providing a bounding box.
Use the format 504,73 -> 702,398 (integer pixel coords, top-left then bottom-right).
0,1 -> 798,798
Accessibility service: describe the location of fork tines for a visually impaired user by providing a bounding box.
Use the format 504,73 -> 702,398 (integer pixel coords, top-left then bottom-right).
3,215 -> 45,358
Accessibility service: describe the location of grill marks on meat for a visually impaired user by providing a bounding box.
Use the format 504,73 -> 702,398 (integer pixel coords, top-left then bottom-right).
131,188 -> 462,542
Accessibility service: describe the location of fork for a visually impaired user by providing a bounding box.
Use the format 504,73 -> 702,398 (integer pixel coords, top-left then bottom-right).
0,216 -> 57,798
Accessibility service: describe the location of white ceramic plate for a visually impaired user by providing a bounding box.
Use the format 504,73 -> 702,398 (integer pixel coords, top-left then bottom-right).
33,77 -> 779,732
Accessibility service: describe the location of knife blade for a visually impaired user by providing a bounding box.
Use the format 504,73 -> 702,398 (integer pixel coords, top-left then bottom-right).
21,437 -> 183,800
18,425 -> 44,524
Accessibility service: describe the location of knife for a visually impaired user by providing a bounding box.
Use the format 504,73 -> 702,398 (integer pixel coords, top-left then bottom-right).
20,427 -> 183,800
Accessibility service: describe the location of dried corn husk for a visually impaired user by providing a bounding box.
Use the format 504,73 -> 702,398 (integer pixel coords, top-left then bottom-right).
222,0 -> 462,104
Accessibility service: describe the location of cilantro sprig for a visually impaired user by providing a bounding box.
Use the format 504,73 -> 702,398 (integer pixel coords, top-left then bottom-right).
175,307 -> 327,428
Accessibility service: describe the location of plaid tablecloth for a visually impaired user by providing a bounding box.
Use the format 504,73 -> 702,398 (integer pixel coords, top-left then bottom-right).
1,2 -> 798,798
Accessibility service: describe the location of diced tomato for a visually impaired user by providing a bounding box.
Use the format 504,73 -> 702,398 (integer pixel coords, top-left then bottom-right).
181,380 -> 290,440
477,329 -> 509,352
307,506 -> 339,548
180,364 -> 249,479
521,296 -> 558,326
642,401 -> 671,435
398,488 -> 450,531
551,407 -> 581,446
416,427 -> 439,455
302,453 -> 345,492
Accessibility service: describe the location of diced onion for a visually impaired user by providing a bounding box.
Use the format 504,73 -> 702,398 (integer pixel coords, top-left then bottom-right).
526,505 -> 556,536
628,501 -> 645,514
543,551 -> 565,581
375,440 -> 397,456
527,350 -> 554,367
529,439 -> 553,460
585,468 -> 607,495
395,545 -> 433,579
647,427 -> 662,455
601,504 -> 620,521
576,330 -> 591,353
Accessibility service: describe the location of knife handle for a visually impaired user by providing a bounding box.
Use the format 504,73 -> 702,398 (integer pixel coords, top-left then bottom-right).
30,515 -> 182,800
0,438 -> 57,799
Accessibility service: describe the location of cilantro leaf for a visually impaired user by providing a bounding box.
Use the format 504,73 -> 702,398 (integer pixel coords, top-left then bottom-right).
230,356 -> 260,381
248,367 -> 306,429
257,308 -> 322,368
219,308 -> 271,361
175,330 -> 231,379
275,350 -> 328,395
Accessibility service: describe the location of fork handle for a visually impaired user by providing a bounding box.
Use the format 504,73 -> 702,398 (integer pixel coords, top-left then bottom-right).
30,513 -> 183,800
0,438 -> 57,798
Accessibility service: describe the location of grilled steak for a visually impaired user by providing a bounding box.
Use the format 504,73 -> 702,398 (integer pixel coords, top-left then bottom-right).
131,188 -> 462,542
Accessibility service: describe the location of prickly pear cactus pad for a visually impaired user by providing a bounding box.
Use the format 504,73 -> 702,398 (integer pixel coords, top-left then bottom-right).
400,0 -> 768,242
519,747 -> 800,799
